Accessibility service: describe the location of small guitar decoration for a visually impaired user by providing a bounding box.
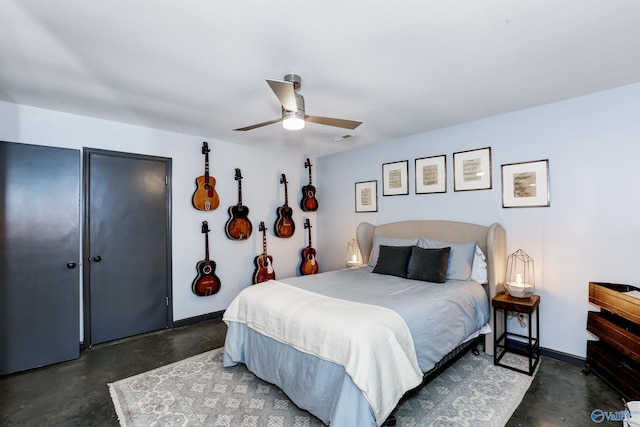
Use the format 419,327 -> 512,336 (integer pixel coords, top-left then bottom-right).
225,168 -> 252,240
192,221 -> 221,296
299,218 -> 319,275
253,221 -> 276,284
300,158 -> 318,212
274,173 -> 295,238
192,141 -> 220,211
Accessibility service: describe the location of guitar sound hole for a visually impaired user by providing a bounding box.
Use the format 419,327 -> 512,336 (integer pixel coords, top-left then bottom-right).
203,265 -> 212,274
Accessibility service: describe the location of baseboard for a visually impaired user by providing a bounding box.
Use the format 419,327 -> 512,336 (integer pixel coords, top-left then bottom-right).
504,338 -> 585,367
173,310 -> 225,328
540,347 -> 585,367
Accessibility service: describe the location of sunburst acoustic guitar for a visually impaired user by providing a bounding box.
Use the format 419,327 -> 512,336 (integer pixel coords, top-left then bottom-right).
192,221 -> 221,296
299,218 -> 319,275
225,168 -> 252,240
300,158 -> 318,212
253,221 -> 276,284
274,173 -> 295,238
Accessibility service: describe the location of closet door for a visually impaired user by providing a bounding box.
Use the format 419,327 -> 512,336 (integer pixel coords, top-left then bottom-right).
84,149 -> 171,346
0,141 -> 80,375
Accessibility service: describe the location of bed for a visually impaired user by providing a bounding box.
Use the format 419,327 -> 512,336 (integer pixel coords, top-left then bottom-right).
223,220 -> 506,426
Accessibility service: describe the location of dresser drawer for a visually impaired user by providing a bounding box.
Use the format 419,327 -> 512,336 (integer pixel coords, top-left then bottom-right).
587,340 -> 640,400
587,311 -> 640,364
589,282 -> 640,324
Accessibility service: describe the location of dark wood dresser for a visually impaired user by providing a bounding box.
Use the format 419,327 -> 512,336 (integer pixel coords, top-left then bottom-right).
586,282 -> 640,399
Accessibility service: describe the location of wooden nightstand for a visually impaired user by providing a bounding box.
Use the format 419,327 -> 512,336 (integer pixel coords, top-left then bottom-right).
492,292 -> 540,375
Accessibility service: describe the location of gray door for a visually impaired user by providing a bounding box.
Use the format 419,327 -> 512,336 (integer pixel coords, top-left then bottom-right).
84,149 -> 171,346
0,141 -> 80,375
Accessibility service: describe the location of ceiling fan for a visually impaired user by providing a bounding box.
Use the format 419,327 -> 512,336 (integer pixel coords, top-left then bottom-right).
233,74 -> 363,132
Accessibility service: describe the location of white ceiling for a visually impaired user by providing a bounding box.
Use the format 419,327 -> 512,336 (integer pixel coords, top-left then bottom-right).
2,1 -> 640,157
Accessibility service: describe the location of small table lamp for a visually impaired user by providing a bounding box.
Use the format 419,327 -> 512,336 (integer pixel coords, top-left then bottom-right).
505,249 -> 535,298
346,238 -> 362,267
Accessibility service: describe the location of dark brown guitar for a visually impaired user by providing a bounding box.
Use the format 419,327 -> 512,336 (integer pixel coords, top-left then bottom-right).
300,158 -> 318,212
225,168 -> 252,240
192,221 -> 221,296
253,221 -> 276,284
274,173 -> 295,238
299,218 -> 319,275
192,141 -> 220,211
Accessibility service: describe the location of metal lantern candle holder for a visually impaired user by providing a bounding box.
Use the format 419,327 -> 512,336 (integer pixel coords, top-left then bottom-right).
505,249 -> 535,298
346,238 -> 362,267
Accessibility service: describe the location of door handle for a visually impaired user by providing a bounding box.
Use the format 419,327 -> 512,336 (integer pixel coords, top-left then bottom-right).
89,256 -> 102,263
66,262 -> 77,269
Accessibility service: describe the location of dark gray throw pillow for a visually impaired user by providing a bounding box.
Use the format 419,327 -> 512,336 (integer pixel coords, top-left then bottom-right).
372,245 -> 413,278
407,246 -> 450,283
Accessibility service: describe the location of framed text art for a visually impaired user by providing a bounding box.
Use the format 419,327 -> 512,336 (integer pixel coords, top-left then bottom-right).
415,155 -> 446,194
453,147 -> 492,191
355,180 -> 378,212
501,159 -> 550,208
382,160 -> 409,196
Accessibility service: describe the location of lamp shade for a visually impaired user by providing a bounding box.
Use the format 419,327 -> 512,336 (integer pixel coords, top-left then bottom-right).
346,238 -> 362,267
505,249 -> 535,298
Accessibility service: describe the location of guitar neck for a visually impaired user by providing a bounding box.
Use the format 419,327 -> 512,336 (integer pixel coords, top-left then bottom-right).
305,219 -> 312,248
305,159 -> 313,185
283,181 -> 289,206
204,232 -> 210,262
204,153 -> 210,181
262,231 -> 267,255
238,178 -> 243,206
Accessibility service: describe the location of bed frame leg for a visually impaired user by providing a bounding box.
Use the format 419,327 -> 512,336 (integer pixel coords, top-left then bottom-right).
383,414 -> 397,426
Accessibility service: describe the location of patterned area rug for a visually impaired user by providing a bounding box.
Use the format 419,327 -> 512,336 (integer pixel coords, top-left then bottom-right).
109,347 -> 535,427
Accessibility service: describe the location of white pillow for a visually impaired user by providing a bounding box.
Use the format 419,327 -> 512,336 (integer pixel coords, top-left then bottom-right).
368,235 -> 419,267
470,244 -> 488,284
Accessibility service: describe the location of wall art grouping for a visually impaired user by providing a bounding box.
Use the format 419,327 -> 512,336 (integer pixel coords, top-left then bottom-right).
355,146 -> 550,211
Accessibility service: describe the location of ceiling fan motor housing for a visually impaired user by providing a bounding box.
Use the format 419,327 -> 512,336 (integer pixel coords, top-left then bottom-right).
284,73 -> 302,91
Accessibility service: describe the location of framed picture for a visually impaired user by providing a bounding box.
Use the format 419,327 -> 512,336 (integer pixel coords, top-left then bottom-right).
355,180 -> 378,212
502,159 -> 550,208
382,160 -> 409,196
415,155 -> 446,194
453,147 -> 492,191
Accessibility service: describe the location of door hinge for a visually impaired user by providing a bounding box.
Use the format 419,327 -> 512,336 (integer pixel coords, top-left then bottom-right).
165,176 -> 168,185
166,297 -> 169,306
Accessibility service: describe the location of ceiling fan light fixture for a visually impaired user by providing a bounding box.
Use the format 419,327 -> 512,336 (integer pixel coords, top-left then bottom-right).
282,111 -> 305,130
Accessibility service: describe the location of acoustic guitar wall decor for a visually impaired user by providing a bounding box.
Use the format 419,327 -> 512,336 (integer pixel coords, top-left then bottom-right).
300,158 -> 318,212
253,221 -> 276,284
274,173 -> 295,238
225,168 -> 252,240
299,218 -> 319,275
192,141 -> 220,211
192,221 -> 221,296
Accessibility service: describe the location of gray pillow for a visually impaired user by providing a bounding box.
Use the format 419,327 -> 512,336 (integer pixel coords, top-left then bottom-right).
418,238 -> 476,280
407,246 -> 450,283
367,235 -> 419,267
372,245 -> 413,278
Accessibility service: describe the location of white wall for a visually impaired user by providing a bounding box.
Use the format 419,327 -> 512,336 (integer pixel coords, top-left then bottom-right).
315,82 -> 640,359
0,101 -> 316,324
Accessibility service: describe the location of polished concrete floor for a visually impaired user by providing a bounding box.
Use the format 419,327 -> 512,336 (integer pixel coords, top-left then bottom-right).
0,318 -> 624,426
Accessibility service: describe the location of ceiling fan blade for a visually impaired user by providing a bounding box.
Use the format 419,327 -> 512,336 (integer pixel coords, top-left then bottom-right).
233,117 -> 282,131
305,115 -> 363,130
266,79 -> 298,112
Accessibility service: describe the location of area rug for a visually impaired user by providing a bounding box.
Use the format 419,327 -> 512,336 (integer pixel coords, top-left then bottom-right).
109,348 -> 535,427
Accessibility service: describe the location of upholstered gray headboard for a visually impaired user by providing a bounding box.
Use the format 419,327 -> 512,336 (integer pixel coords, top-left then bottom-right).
356,220 -> 506,355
